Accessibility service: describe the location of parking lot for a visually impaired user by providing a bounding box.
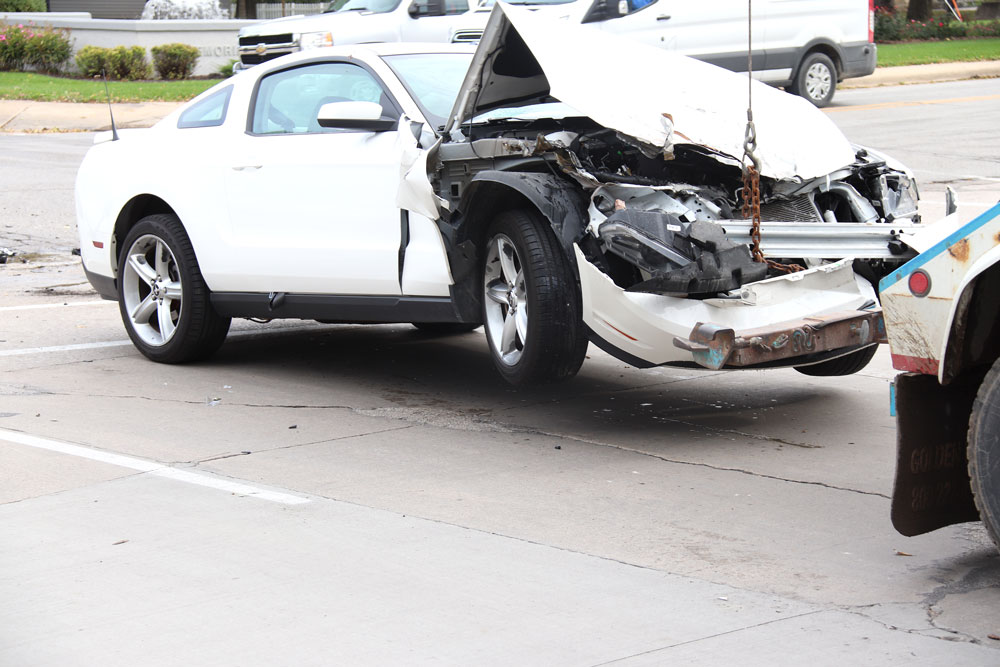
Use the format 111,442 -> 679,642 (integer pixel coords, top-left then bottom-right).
2,79 -> 1000,664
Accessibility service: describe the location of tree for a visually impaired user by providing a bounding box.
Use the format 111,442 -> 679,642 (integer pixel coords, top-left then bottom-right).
235,0 -> 257,19
906,0 -> 933,21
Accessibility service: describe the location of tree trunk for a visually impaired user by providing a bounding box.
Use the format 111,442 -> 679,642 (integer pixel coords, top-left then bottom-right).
906,0 -> 933,21
236,0 -> 258,19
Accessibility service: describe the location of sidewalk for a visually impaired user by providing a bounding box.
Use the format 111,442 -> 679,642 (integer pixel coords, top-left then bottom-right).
1,60 -> 999,133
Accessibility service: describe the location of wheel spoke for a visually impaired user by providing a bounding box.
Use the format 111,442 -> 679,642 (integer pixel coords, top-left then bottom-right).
500,308 -> 518,356
130,293 -> 157,325
154,240 -> 170,278
498,238 -> 519,287
127,252 -> 156,286
486,282 -> 508,304
161,280 -> 183,300
157,300 -> 176,342
515,305 -> 528,345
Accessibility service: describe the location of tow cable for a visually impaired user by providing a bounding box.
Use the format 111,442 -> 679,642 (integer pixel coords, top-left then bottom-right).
741,0 -> 804,275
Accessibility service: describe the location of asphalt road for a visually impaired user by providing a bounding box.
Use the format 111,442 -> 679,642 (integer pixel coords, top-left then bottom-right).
1,79 -> 999,665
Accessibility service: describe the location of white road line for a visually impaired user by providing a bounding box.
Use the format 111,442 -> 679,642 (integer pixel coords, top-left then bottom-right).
0,324 -> 327,358
0,428 -> 310,505
0,300 -> 110,312
0,340 -> 133,357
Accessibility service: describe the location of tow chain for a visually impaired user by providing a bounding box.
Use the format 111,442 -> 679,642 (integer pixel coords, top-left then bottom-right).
741,0 -> 803,275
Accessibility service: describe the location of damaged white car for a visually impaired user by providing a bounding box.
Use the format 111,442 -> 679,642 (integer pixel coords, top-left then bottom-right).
76,4 -> 919,385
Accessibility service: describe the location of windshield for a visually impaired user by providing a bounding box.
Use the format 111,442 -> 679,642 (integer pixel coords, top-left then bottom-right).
382,53 -> 474,129
326,0 -> 401,13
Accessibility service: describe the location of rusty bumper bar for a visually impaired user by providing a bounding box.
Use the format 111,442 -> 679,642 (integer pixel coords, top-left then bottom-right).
673,309 -> 888,370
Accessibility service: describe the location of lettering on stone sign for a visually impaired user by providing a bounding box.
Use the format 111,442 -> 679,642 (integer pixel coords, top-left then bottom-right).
200,46 -> 238,57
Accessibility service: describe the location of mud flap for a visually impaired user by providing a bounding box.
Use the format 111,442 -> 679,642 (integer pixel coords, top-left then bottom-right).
891,372 -> 981,536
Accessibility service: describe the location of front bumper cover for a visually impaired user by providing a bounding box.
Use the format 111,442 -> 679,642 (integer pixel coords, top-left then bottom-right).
673,309 -> 887,370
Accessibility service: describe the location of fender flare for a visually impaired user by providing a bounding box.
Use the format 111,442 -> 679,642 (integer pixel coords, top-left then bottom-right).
436,170 -> 591,322
441,170 -> 591,281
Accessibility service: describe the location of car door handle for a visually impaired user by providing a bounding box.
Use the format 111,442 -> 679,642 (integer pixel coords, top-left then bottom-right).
232,165 -> 262,171
657,14 -> 671,20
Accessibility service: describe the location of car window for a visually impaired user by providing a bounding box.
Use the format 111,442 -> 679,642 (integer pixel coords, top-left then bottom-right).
178,86 -> 232,129
444,0 -> 468,14
382,52 -> 473,129
251,62 -> 396,135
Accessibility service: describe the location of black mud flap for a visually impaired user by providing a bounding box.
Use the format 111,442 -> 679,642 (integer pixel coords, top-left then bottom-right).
891,372 -> 981,537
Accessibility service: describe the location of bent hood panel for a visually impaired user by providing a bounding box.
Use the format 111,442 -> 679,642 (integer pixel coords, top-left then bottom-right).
447,3 -> 856,181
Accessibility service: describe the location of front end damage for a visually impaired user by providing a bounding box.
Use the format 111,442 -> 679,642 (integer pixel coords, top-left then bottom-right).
431,3 -> 922,371
571,150 -> 916,369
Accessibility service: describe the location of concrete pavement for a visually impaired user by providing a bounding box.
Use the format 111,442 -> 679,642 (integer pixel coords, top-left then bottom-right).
1,60 -> 998,133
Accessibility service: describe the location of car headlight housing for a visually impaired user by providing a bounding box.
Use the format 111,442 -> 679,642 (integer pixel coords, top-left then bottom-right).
300,31 -> 333,50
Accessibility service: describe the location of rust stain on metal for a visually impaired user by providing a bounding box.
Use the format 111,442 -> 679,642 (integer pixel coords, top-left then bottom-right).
947,238 -> 970,262
994,230 -> 1000,245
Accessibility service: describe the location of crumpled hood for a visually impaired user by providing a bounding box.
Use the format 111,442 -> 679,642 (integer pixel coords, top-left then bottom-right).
446,3 -> 857,182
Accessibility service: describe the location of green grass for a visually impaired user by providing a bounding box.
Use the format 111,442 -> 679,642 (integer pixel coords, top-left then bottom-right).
878,38 -> 1000,67
0,72 -> 220,103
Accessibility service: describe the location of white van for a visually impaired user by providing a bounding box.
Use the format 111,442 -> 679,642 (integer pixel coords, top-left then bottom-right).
238,0 -> 875,107
452,0 -> 876,106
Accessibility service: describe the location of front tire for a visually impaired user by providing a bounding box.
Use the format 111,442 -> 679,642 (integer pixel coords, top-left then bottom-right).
789,52 -> 837,108
794,344 -> 878,377
481,209 -> 587,385
118,214 -> 230,363
968,357 -> 1000,551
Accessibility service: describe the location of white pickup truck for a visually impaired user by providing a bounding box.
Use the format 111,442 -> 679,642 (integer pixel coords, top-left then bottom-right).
238,0 -> 876,107
236,0 -> 482,67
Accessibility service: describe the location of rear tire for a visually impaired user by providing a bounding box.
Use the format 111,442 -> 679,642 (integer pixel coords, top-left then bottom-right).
789,52 -> 837,108
481,209 -> 587,385
794,345 -> 877,377
968,357 -> 1000,551
118,214 -> 230,363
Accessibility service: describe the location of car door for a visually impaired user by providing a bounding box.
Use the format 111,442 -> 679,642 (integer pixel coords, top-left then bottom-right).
223,60 -> 406,296
594,0 -> 761,75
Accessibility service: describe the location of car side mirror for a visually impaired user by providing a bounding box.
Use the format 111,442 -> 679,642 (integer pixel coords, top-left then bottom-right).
408,0 -> 444,18
316,101 -> 397,132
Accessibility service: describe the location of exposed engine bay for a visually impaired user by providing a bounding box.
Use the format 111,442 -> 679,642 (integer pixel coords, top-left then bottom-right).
438,119 -> 920,299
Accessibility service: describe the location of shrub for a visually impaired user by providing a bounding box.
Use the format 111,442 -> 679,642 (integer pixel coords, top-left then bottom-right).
141,0 -> 229,20
74,44 -> 107,78
0,0 -> 46,11
107,45 -> 151,80
874,7 -> 905,41
875,7 -> 1000,42
76,45 -> 151,80
0,23 -> 29,71
0,23 -> 72,73
218,58 -> 237,77
151,42 -> 199,79
25,27 -> 72,73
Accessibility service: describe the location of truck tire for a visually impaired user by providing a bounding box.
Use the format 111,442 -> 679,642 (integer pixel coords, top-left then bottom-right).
794,344 -> 877,377
968,356 -> 1000,551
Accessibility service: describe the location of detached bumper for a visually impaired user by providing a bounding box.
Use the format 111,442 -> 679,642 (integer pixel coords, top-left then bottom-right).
673,309 -> 886,370
577,245 -> 881,369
